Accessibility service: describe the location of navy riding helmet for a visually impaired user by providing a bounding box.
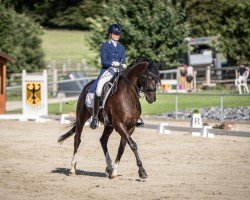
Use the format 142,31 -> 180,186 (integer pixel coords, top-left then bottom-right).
108,24 -> 122,35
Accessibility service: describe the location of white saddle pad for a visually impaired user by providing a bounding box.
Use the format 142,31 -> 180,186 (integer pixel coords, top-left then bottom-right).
85,93 -> 94,108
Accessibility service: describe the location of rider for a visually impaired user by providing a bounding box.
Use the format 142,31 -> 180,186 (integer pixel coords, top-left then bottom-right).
90,23 -> 127,129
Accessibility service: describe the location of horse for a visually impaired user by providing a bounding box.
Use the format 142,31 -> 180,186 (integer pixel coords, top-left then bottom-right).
58,57 -> 160,179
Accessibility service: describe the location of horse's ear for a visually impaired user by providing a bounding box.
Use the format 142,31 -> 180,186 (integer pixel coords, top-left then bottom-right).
156,61 -> 164,70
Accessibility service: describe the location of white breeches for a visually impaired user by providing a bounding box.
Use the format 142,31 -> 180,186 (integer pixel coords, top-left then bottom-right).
96,67 -> 119,97
235,76 -> 244,85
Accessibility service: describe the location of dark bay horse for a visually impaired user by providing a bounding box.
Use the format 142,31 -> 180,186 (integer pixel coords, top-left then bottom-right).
58,58 -> 160,179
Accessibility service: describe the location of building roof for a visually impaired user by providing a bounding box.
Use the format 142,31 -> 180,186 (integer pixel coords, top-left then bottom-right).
0,51 -> 16,63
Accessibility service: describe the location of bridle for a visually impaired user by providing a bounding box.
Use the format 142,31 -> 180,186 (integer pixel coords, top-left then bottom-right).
138,62 -> 159,93
122,61 -> 159,99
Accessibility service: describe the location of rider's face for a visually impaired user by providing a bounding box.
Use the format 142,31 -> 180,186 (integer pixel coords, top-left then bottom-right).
111,33 -> 120,41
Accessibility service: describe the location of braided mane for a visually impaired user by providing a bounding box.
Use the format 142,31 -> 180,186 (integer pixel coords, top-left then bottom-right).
127,57 -> 152,68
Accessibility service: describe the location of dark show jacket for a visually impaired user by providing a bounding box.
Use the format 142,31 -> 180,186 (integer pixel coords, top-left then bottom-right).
239,66 -> 247,76
100,41 -> 126,69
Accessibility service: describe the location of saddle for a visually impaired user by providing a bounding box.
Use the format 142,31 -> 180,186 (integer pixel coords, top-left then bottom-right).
86,69 -> 144,127
100,72 -> 120,107
85,71 -> 120,126
85,71 -> 120,108
100,72 -> 120,126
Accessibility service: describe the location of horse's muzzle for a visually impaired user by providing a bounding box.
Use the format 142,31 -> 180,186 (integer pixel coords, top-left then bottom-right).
146,94 -> 156,104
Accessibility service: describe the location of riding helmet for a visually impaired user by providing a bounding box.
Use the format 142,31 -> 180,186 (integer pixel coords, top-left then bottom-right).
108,24 -> 122,35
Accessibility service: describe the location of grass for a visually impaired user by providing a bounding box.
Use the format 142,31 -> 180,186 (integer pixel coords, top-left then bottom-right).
41,29 -> 97,63
140,93 -> 250,115
9,93 -> 246,115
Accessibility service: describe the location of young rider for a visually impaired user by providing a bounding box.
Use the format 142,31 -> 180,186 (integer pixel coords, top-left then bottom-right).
90,23 -> 126,129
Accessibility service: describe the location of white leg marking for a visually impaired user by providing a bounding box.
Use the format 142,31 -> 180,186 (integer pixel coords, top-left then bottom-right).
70,153 -> 77,174
111,162 -> 119,178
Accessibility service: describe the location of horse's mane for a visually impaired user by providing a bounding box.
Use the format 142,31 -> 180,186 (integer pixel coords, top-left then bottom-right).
123,57 -> 159,82
127,57 -> 152,69
123,57 -> 152,76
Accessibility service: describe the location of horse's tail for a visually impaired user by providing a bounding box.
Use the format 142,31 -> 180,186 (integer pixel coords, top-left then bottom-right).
58,121 -> 76,144
57,80 -> 94,144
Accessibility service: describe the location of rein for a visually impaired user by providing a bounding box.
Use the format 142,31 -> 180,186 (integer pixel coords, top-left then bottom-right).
122,75 -> 141,99
121,60 -> 159,98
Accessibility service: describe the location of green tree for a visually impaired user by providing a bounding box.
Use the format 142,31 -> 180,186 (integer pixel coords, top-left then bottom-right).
220,1 -> 250,64
181,0 -> 250,65
88,0 -> 189,68
0,4 -> 45,73
1,0 -> 105,30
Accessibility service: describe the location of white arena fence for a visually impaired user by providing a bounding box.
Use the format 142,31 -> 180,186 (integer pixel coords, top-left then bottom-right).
5,75 -> 250,121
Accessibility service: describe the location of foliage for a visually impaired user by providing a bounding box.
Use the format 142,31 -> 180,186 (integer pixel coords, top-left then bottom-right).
192,109 -> 199,114
0,4 -> 45,73
220,1 -> 250,65
1,0 -> 105,30
1,0 -> 249,66
181,0 -> 250,65
87,0 -> 189,68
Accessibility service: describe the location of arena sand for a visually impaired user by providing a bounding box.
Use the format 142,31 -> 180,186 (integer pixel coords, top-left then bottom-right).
0,120 -> 249,200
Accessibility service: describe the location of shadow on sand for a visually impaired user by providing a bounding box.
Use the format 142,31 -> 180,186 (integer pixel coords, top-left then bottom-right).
51,167 -> 107,178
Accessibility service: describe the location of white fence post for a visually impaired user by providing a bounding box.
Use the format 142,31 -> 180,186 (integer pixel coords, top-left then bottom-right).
206,66 -> 211,85
52,68 -> 58,97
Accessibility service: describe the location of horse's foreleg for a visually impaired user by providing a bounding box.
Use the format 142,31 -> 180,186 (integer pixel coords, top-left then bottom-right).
112,127 -> 135,178
100,126 -> 114,177
70,112 -> 91,175
127,136 -> 148,179
115,124 -> 147,179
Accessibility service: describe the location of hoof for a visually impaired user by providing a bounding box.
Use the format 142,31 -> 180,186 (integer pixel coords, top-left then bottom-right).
69,169 -> 76,176
110,170 -> 119,179
105,167 -> 113,176
90,119 -> 98,129
139,170 -> 148,179
110,175 -> 119,179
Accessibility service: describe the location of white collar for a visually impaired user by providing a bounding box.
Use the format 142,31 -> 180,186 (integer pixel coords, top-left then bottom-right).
109,39 -> 118,47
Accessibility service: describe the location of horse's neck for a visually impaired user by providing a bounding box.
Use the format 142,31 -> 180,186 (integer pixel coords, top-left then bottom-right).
126,62 -> 147,85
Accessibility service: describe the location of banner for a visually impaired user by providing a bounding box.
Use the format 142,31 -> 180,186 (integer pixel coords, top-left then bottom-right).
22,70 -> 48,116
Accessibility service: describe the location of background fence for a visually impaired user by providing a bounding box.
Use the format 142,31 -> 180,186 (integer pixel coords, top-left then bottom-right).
5,61 -> 250,120
6,73 -> 250,121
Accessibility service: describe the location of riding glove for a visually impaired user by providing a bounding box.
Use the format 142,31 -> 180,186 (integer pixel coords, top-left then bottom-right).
121,63 -> 127,69
111,61 -> 120,67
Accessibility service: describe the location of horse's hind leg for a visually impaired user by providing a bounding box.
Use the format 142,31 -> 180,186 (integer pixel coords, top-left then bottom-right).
69,110 -> 91,175
100,126 -> 114,178
111,136 -> 127,178
111,127 -> 135,178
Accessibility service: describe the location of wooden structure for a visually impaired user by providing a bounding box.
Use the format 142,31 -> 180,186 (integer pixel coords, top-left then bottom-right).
0,51 -> 15,114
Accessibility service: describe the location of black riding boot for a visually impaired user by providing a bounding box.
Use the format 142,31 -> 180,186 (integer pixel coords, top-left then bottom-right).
90,94 -> 100,129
